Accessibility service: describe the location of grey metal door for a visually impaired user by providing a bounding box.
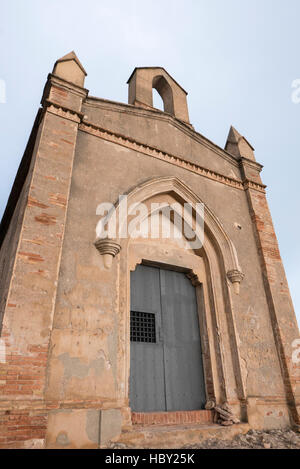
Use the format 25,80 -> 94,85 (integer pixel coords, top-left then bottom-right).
130,264 -> 206,412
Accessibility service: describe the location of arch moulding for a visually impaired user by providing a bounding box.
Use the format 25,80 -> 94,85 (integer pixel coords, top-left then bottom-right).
110,176 -> 247,422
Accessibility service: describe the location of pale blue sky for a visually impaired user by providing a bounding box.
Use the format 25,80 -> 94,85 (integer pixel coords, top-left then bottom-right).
0,0 -> 299,326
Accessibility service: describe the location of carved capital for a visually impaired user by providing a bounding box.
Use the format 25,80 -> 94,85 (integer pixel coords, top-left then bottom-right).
227,269 -> 245,294
94,238 -> 121,269
186,271 -> 201,287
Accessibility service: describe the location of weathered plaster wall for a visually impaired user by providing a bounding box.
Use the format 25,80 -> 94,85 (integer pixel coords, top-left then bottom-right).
45,116 -> 288,439
1,55 -> 299,448
0,65 -> 86,448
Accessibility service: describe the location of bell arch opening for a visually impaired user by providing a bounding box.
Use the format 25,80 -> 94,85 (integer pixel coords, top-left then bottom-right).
152,75 -> 174,115
152,88 -> 164,111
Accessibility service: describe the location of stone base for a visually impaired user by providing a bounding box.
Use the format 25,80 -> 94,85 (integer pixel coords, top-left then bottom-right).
246,398 -> 291,430
105,423 -> 251,449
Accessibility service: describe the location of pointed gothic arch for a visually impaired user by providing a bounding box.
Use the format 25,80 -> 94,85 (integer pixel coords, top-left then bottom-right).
111,176 -> 243,276
108,176 -> 247,420
152,75 -> 174,115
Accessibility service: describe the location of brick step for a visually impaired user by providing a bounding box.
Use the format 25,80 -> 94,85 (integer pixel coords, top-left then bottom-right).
131,410 -> 214,426
107,423 -> 250,449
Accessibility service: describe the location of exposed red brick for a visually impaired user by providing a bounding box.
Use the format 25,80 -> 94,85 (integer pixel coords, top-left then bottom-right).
27,197 -> 49,209
49,193 -> 67,208
131,410 -> 214,426
34,212 -> 57,225
61,138 -> 73,145
18,251 -> 44,263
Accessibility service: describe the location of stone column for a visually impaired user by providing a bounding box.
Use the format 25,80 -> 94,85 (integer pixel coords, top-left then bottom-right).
241,157 -> 300,428
225,126 -> 300,428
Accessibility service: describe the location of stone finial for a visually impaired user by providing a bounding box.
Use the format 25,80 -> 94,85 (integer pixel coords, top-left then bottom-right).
94,238 -> 121,269
53,51 -> 87,87
225,126 -> 256,161
227,269 -> 245,294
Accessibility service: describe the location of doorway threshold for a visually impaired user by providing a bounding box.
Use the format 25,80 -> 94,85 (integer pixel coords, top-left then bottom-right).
131,410 -> 214,426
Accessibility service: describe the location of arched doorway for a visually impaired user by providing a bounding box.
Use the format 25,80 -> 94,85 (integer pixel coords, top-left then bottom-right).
109,176 -> 246,421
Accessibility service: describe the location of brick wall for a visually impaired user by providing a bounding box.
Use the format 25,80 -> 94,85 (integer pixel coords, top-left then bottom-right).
0,410 -> 47,448
246,187 -> 300,425
0,75 -> 84,447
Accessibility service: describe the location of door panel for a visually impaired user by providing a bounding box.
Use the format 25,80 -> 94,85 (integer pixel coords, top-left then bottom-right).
130,264 -> 206,413
130,265 -> 165,412
160,269 -> 206,411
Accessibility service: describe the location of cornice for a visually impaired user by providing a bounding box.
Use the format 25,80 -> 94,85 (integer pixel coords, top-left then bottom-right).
239,156 -> 264,173
46,73 -> 89,98
43,99 -> 266,194
80,120 -> 244,190
83,97 -> 241,169
44,99 -> 84,123
80,120 -> 266,193
243,179 -> 267,193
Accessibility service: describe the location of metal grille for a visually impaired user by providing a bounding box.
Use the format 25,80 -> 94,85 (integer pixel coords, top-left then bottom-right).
130,311 -> 156,343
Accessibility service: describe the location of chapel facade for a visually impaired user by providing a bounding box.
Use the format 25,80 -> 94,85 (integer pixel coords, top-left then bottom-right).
0,52 -> 299,448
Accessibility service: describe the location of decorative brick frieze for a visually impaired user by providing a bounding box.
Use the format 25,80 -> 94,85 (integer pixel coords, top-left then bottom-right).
79,120 -> 266,193
44,100 -> 83,123
84,97 -> 240,168
44,99 -> 267,194
243,179 -> 266,193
